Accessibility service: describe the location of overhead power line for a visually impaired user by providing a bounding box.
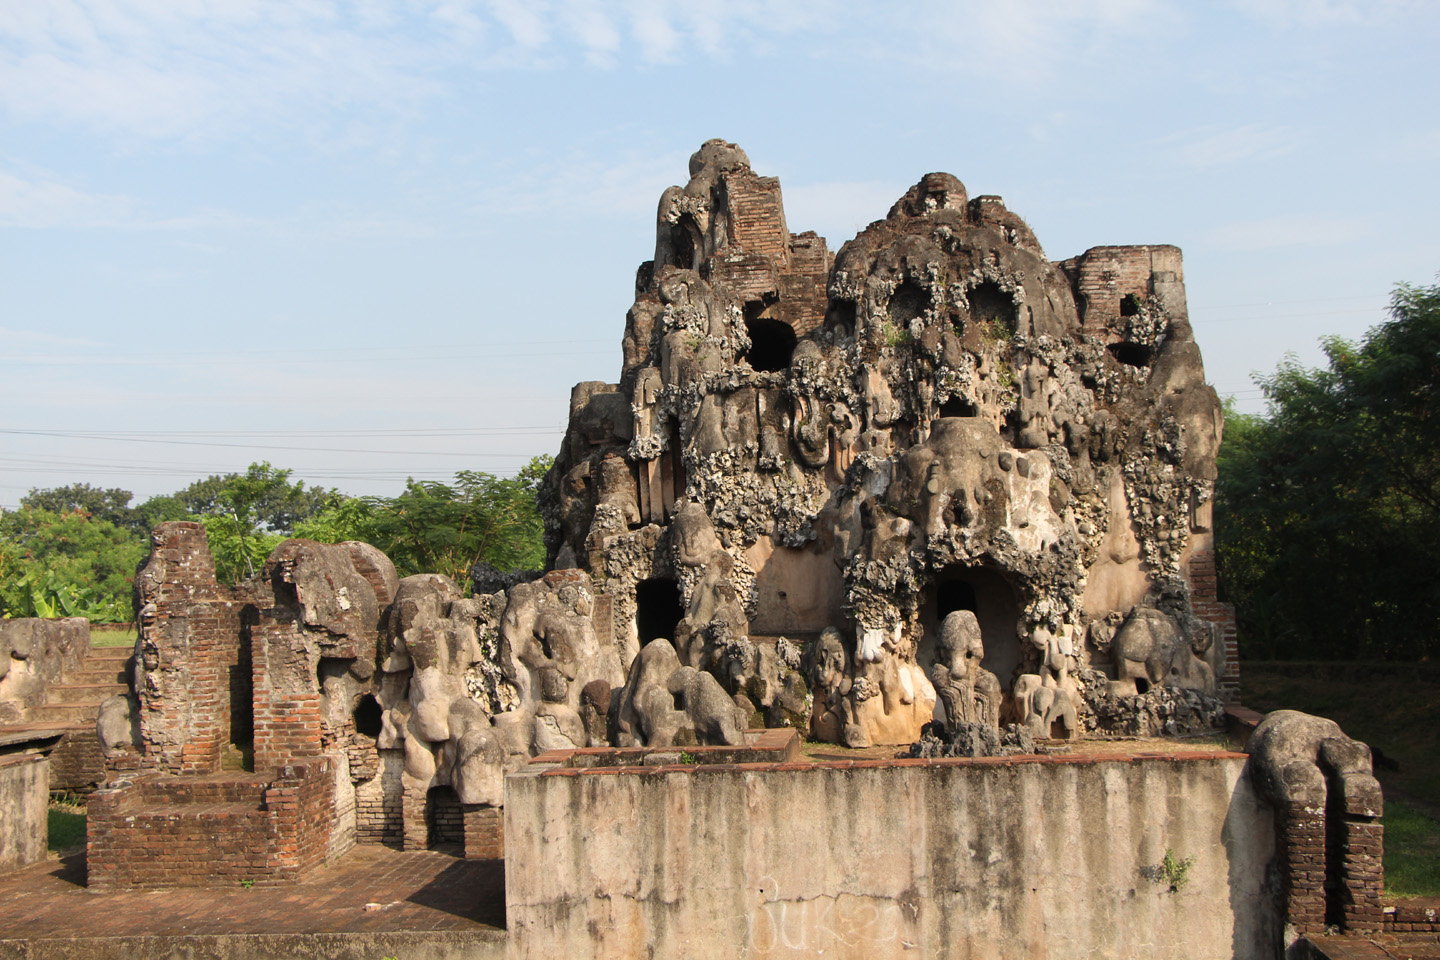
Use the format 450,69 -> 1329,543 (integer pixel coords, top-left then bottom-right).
0,427 -> 564,456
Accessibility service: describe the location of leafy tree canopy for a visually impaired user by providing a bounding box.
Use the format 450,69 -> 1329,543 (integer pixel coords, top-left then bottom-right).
1216,279 -> 1440,660
0,508 -> 146,621
152,464 -> 333,534
21,483 -> 136,526
3,456 -> 551,607
295,455 -> 551,583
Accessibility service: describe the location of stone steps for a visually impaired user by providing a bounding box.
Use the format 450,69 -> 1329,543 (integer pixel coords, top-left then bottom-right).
67,666 -> 129,685
30,703 -> 104,724
44,682 -> 128,705
84,647 -> 134,664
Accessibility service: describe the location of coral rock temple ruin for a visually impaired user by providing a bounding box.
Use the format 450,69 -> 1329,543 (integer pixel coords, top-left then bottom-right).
0,141 -> 1394,960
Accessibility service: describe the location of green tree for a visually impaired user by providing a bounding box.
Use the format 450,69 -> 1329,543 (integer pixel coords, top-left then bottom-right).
21,483 -> 136,526
197,462 -> 310,584
138,465 -> 333,535
0,508 -> 146,621
294,456 -> 551,583
1216,280 -> 1440,660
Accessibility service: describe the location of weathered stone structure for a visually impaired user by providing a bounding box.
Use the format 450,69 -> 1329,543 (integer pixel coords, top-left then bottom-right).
1,617 -> 92,725
0,617 -> 123,793
89,523 -> 523,886
77,141 -> 1387,959
1246,710 -> 1385,939
545,139 -> 1236,750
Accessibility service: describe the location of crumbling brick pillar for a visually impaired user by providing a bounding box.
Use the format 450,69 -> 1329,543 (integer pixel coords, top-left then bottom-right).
402,783 -> 428,851
1338,800 -> 1385,932
131,521 -> 247,775
250,621 -> 323,773
1250,712 -> 1387,940
462,803 -> 504,860
1272,780 -> 1387,936
1279,801 -> 1328,936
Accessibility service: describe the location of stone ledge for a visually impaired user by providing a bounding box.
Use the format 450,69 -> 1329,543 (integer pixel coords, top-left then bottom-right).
533,746 -> 1249,777
0,930 -> 507,960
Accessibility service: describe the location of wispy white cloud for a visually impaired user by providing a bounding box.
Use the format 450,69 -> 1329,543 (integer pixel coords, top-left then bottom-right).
0,168 -> 133,227
0,164 -> 437,240
0,1 -> 444,144
559,0 -> 622,66
1229,0 -> 1423,28
884,0 -> 1181,86
1160,123 -> 1299,169
1202,215 -> 1370,251
486,0 -> 550,48
0,1 -> 833,145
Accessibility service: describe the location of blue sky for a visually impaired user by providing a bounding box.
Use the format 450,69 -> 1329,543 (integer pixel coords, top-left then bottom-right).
3,0 -> 1438,508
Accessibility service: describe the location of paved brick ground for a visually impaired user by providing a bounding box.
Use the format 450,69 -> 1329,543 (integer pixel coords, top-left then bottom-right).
0,844 -> 504,939
1305,934 -> 1440,959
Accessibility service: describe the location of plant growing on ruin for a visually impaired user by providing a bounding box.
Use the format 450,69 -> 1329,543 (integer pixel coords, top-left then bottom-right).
1154,848 -> 1194,893
880,321 -> 912,348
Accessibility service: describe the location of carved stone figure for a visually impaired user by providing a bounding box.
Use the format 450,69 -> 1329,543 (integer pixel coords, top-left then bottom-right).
930,611 -> 1000,731
613,639 -> 747,747
1247,709 -> 1382,816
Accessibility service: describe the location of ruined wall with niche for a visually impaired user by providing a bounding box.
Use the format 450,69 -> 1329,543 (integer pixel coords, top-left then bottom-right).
543,139 -> 1236,750
95,521 -> 622,884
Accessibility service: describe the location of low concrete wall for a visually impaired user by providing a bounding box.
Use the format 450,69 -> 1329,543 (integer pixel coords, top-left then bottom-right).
0,755 -> 49,874
506,752 -> 1282,960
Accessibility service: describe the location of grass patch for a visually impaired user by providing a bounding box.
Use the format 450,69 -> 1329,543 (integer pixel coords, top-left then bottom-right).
91,627 -> 137,648
1383,798 -> 1440,898
47,805 -> 85,855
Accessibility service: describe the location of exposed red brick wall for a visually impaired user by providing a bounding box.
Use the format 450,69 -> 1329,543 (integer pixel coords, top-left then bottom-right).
132,522 -> 248,776
463,804 -> 504,860
1384,899 -> 1440,933
47,727 -> 106,792
1065,246 -> 1159,331
707,253 -> 777,304
780,231 -> 831,337
1340,818 -> 1384,932
1186,549 -> 1240,704
427,786 -> 463,845
722,174 -> 789,267
355,774 -> 402,845
1271,798 -> 1385,937
249,607 -> 324,774
87,758 -> 335,890
1279,804 -> 1328,935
